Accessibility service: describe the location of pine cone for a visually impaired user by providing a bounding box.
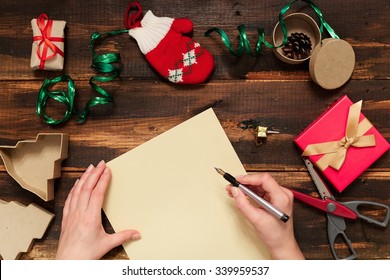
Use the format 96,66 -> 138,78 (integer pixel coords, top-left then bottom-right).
282,32 -> 312,60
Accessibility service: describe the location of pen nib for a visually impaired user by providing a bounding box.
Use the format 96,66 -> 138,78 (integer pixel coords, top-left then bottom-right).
214,167 -> 225,176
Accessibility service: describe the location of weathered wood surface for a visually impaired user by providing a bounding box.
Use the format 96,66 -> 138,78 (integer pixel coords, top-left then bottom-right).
0,0 -> 389,260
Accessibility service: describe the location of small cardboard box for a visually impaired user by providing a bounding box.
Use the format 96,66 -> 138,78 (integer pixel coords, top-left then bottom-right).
0,200 -> 54,260
294,96 -> 390,192
30,14 -> 66,70
0,133 -> 68,201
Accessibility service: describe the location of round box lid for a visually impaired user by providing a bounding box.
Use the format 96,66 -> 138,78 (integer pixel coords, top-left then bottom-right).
309,38 -> 355,90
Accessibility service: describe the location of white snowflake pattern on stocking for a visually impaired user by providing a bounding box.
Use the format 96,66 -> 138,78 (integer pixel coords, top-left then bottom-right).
168,68 -> 183,83
182,49 -> 197,67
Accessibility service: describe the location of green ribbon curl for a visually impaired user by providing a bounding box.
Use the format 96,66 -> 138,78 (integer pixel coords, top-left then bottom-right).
36,29 -> 128,125
36,74 -> 76,125
205,0 -> 339,57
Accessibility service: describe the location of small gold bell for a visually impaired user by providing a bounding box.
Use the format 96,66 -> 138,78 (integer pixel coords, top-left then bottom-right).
254,126 -> 280,146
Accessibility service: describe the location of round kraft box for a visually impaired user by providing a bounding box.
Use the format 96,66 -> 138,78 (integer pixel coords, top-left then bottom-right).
309,38 -> 355,90
273,13 -> 321,64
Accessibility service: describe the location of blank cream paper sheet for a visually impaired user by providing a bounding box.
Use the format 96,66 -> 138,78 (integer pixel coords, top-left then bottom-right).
103,108 -> 270,259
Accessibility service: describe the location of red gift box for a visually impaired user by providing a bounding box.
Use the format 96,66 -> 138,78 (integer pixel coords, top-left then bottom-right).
294,95 -> 390,192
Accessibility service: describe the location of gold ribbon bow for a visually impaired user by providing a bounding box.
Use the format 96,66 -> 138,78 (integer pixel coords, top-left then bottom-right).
302,100 -> 376,170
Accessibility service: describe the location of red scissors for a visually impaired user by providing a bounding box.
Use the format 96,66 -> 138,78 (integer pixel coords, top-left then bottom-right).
292,158 -> 390,260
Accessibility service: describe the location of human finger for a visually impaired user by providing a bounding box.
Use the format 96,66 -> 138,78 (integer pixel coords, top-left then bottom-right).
61,179 -> 79,228
236,173 -> 286,199
227,185 -> 266,225
77,160 -> 107,210
225,184 -> 236,198
281,186 -> 294,200
88,166 -> 111,214
69,164 -> 95,211
279,186 -> 294,212
104,230 -> 141,252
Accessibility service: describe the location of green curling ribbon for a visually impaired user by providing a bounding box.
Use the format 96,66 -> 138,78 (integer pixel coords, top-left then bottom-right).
36,29 -> 128,125
36,74 -> 76,125
82,29 -> 128,121
205,0 -> 339,56
205,25 -> 271,56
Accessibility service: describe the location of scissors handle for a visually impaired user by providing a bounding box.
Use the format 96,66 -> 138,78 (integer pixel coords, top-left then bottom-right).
342,201 -> 390,227
327,214 -> 357,260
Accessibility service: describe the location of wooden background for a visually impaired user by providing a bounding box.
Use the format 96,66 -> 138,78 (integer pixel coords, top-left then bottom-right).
0,0 -> 389,260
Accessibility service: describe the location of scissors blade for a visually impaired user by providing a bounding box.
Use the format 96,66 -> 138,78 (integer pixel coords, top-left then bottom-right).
327,213 -> 347,231
303,158 -> 333,200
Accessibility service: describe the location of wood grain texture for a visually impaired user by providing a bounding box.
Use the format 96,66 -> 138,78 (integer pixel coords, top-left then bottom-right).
0,0 -> 389,260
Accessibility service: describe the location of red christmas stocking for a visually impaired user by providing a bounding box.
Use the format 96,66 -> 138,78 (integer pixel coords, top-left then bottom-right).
127,6 -> 214,84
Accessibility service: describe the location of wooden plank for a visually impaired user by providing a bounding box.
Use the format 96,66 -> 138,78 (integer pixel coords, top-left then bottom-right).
0,0 -> 389,261
0,80 -> 388,170
1,171 -> 388,260
0,1 -> 389,80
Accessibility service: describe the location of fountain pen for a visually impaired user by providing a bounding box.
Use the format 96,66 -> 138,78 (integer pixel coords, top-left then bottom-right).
215,167 -> 289,223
